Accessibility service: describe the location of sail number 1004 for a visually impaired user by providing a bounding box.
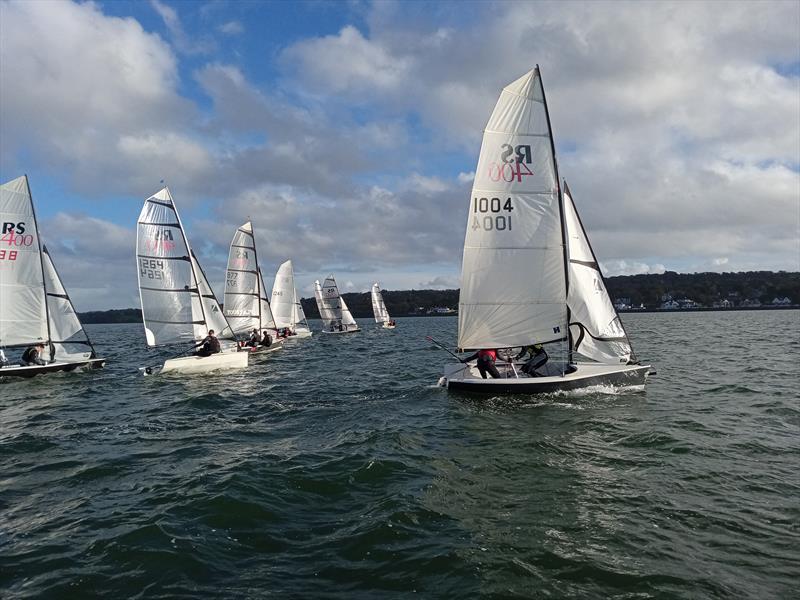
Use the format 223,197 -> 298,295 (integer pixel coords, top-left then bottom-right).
471,197 -> 513,232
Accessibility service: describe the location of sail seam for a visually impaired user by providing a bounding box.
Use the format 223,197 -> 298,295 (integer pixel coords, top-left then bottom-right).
146,199 -> 174,209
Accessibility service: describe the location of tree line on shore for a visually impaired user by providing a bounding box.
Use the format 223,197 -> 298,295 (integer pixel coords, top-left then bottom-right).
78,271 -> 799,323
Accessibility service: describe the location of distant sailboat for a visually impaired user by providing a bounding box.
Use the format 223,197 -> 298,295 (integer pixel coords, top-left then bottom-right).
440,67 -> 651,393
0,175 -> 105,377
272,260 -> 312,338
314,275 -> 360,334
371,283 -> 395,329
136,187 -> 247,375
223,221 -> 283,354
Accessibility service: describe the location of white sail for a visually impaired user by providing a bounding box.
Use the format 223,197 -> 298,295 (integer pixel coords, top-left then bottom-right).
257,267 -> 277,331
341,296 -> 358,328
0,175 -> 49,347
315,276 -> 342,329
137,187 -> 234,347
564,183 -> 634,364
223,222 -> 261,337
371,283 -> 390,323
293,287 -> 310,333
458,68 -> 568,350
41,246 -> 94,362
271,260 -> 295,329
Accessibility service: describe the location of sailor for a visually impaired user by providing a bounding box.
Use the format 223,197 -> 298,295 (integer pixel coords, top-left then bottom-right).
21,343 -> 48,366
460,348 -> 502,379
515,344 -> 549,376
0,348 -> 8,367
247,328 -> 260,347
260,330 -> 272,347
194,330 -> 221,357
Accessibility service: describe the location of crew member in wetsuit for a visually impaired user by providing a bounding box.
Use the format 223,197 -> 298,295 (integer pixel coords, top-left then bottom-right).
460,348 -> 502,379
260,330 -> 272,347
21,343 -> 48,366
194,330 -> 221,357
247,328 -> 260,347
515,343 -> 548,376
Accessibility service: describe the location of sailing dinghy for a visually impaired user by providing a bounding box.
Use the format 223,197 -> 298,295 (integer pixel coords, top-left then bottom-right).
371,283 -> 395,328
223,222 -> 283,354
0,175 -> 104,377
136,188 -> 247,375
440,67 -> 651,394
272,260 -> 312,338
314,276 -> 360,334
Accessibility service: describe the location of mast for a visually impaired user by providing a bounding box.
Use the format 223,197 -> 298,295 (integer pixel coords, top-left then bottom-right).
249,223 -> 262,327
26,176 -> 54,359
537,65 -> 573,366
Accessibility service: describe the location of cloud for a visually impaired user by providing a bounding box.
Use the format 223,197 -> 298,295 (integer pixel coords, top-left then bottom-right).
419,275 -> 459,289
600,260 -> 667,277
150,0 -> 214,55
219,20 -> 243,35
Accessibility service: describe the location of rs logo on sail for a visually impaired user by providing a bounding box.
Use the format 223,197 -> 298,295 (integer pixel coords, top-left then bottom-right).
2,221 -> 26,234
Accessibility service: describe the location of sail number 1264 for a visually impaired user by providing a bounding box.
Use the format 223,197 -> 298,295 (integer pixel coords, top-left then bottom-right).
471,197 -> 513,232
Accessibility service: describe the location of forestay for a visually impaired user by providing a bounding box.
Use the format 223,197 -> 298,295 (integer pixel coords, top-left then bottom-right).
564,183 -> 634,364
371,283 -> 390,323
458,68 -> 568,350
136,187 -> 234,347
0,175 -> 48,347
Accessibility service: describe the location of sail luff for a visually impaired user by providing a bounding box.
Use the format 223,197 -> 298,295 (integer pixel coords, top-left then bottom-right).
538,65 -> 572,366
26,176 -> 53,358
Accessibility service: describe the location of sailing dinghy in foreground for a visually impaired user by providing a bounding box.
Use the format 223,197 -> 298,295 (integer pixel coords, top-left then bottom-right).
223,222 -> 283,355
136,188 -> 247,375
371,283 -> 395,328
314,276 -> 360,334
272,260 -> 312,338
0,175 -> 104,377
440,67 -> 651,394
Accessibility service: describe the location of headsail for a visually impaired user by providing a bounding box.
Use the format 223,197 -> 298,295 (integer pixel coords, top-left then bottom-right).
293,287 -> 310,332
257,267 -> 277,331
41,246 -> 95,362
136,187 -> 234,347
563,182 -> 634,364
458,67 -> 568,350
271,260 -> 296,329
223,222 -> 261,337
371,283 -> 390,324
0,175 -> 49,347
341,296 -> 358,328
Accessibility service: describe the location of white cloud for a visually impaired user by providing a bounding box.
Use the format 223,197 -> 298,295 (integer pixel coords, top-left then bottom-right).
150,0 -> 214,55
219,20 -> 243,35
419,275 -> 459,289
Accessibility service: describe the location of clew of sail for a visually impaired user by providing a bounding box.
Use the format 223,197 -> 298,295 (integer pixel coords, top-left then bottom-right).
223,222 -> 261,337
371,283 -> 390,323
458,68 -> 567,350
0,175 -> 49,347
41,246 -> 94,362
564,183 -> 634,364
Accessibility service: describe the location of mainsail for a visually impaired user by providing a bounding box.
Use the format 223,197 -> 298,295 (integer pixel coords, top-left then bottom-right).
136,187 -> 235,347
371,283 -> 390,324
272,259 -> 310,332
315,276 -> 342,329
564,182 -> 634,364
223,222 -> 262,337
1,175 -> 96,362
458,67 -> 568,350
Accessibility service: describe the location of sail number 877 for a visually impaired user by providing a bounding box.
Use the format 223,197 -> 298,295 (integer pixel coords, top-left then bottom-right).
471,197 -> 513,231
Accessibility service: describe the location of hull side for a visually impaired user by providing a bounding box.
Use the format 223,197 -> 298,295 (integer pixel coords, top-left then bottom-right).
159,351 -> 248,375
0,358 -> 105,379
445,362 -> 650,395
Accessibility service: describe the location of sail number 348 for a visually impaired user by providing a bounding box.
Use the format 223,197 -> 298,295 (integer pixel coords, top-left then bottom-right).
471,197 -> 513,232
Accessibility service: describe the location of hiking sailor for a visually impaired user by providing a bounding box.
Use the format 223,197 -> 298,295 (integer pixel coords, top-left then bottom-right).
21,343 -> 48,366
194,330 -> 221,357
247,328 -> 260,347
515,344 -> 549,376
460,348 -> 502,379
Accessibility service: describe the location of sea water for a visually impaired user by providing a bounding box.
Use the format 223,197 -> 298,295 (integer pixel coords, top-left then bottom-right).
1,310 -> 798,598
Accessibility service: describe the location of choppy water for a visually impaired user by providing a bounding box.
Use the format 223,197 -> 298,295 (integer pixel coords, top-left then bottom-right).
1,311 -> 798,599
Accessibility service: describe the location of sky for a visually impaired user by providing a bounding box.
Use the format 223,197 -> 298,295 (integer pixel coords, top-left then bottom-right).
1,0 -> 798,311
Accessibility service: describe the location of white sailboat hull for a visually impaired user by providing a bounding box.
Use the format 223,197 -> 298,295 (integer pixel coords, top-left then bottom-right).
442,361 -> 651,395
1,358 -> 105,378
291,329 -> 313,338
321,327 -> 360,335
381,323 -> 396,329
149,351 -> 248,375
240,339 -> 284,355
